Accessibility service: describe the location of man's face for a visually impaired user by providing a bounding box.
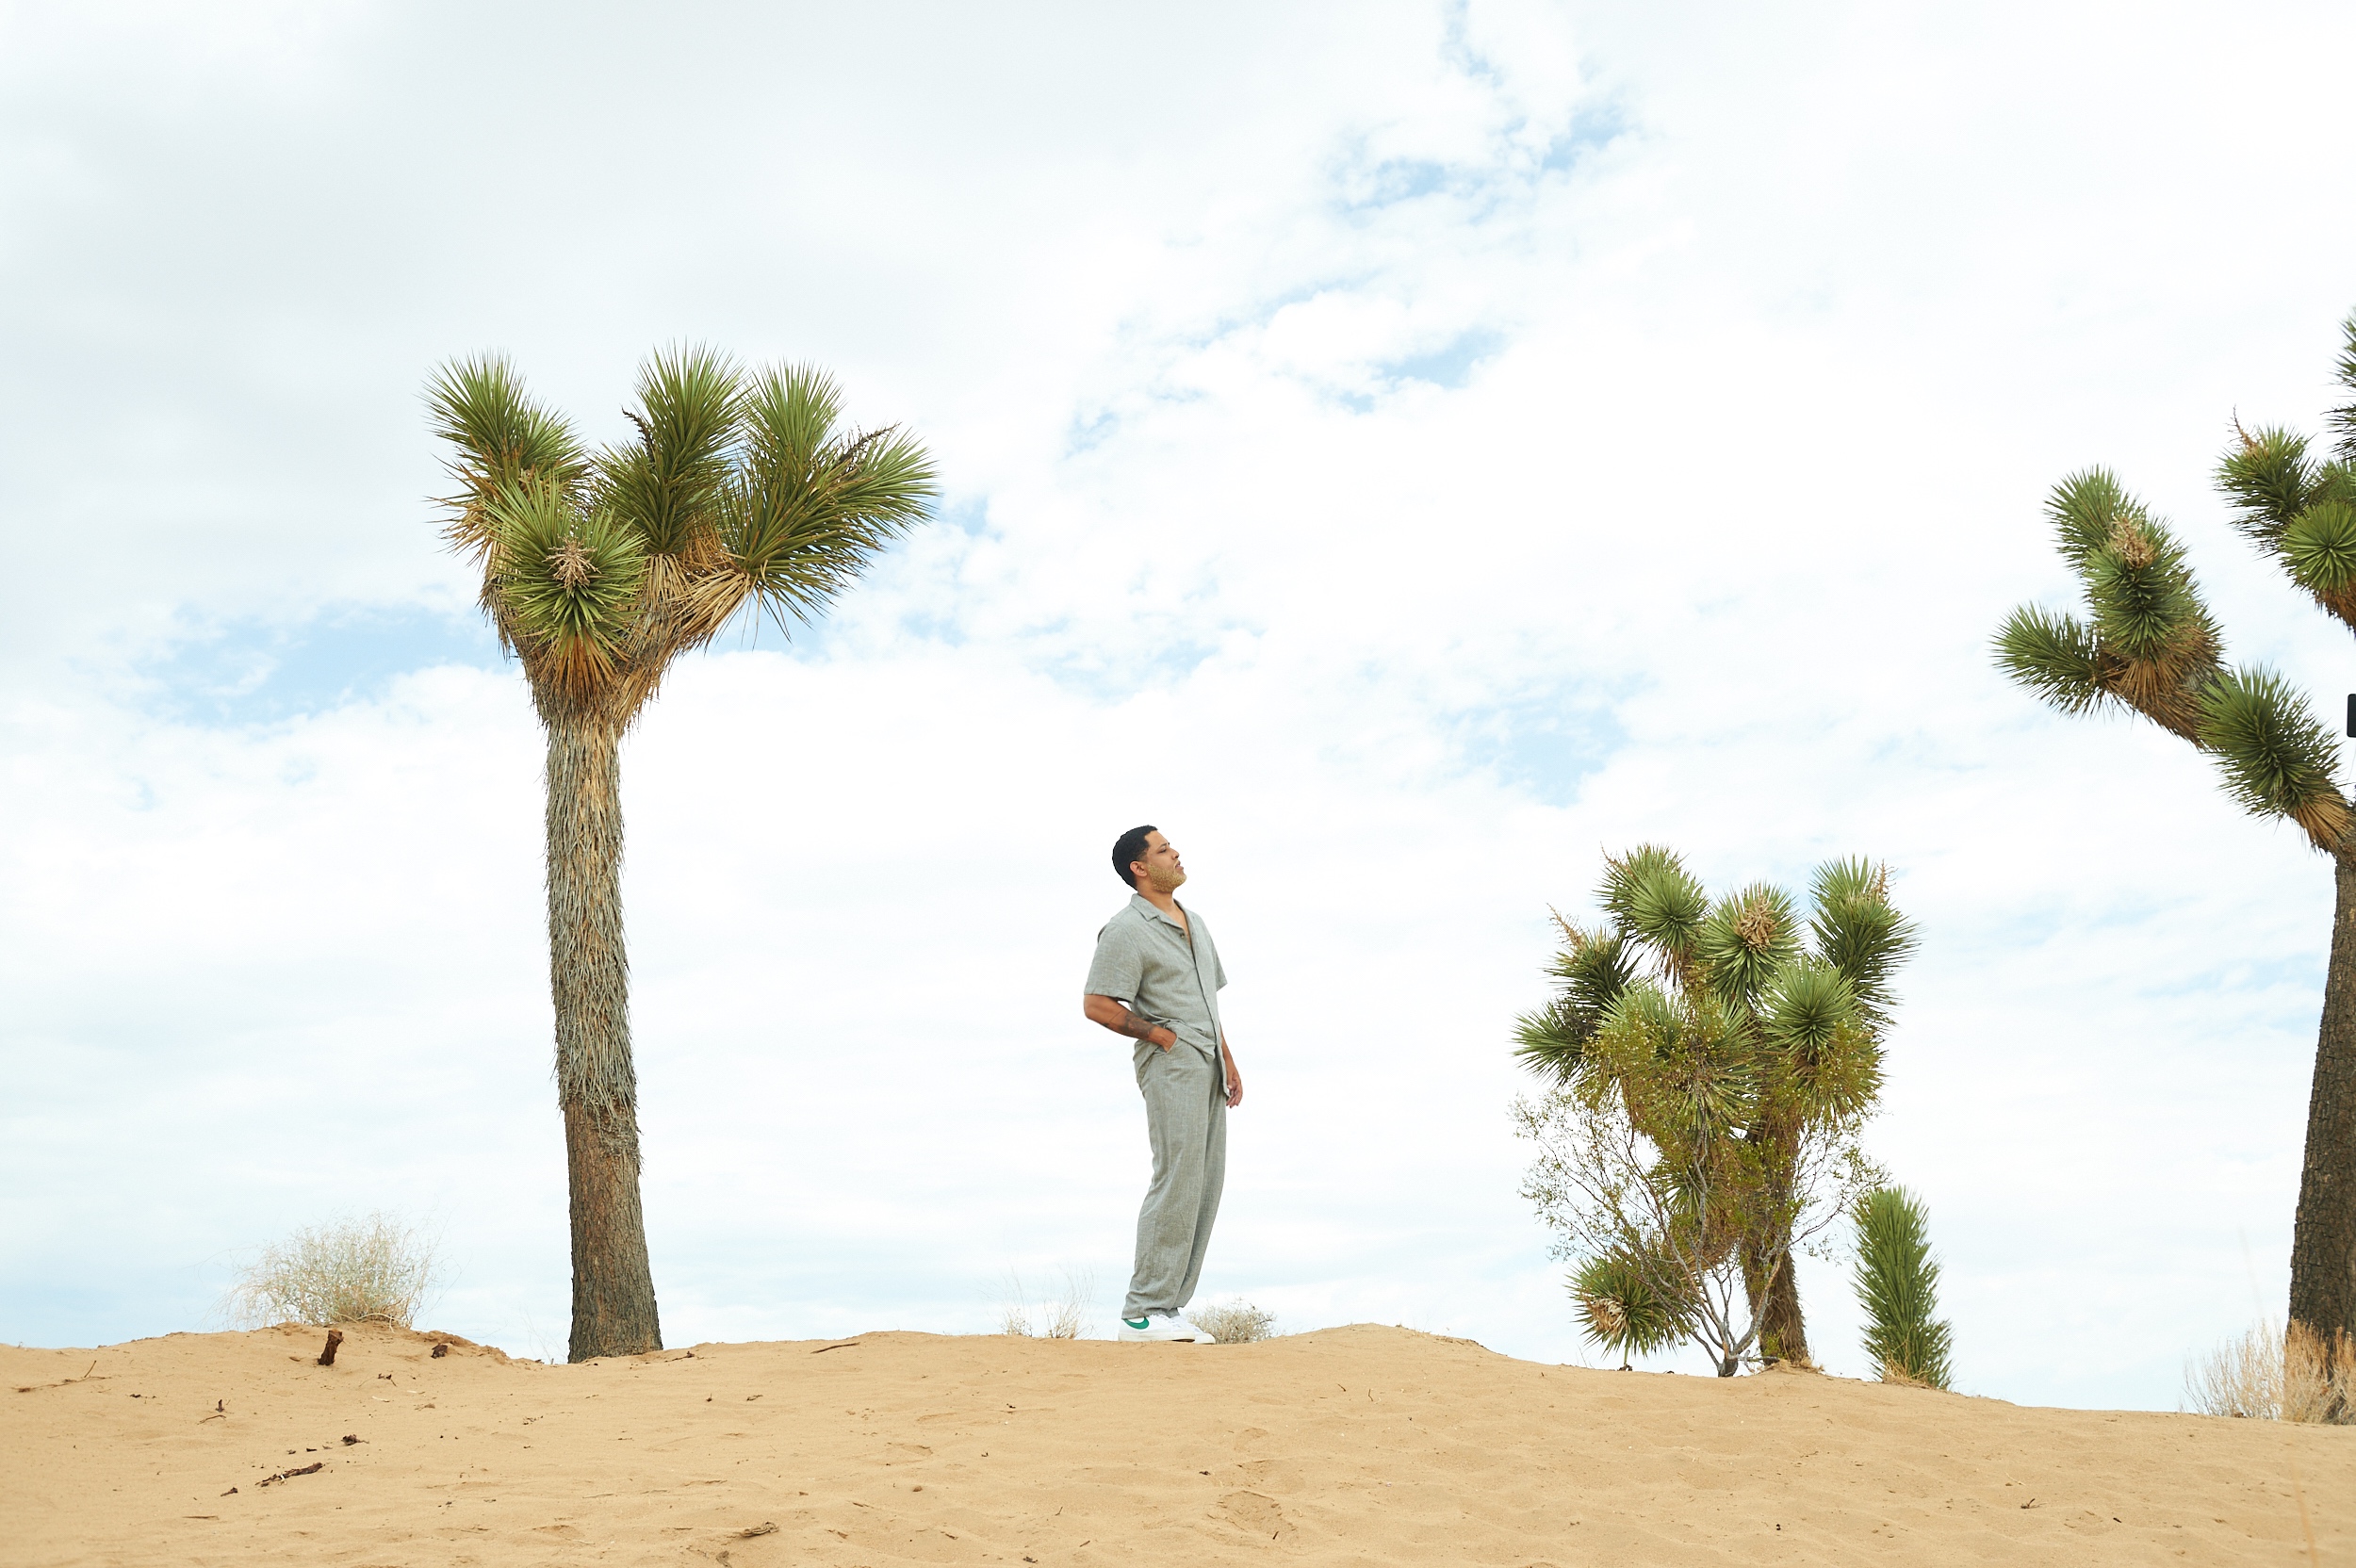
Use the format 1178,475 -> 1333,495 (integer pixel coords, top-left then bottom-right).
1135,830 -> 1187,894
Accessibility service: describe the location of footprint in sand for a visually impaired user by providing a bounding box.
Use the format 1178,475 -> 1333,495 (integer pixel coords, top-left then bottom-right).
1219,1491 -> 1295,1541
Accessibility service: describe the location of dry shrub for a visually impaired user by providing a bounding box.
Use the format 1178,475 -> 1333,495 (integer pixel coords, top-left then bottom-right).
998,1269 -> 1092,1339
225,1213 -> 438,1329
2283,1322 -> 2356,1424
1186,1298 -> 1277,1344
1878,1356 -> 1934,1389
2184,1321 -> 2356,1422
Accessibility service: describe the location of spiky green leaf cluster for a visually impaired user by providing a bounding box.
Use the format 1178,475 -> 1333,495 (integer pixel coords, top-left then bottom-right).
2218,426 -> 2356,622
1809,858 -> 1917,1032
1591,984 -> 1759,1150
2198,669 -> 2348,846
1992,605 -> 2103,716
1852,1185 -> 1954,1389
424,348 -> 939,723
1601,845 -> 1709,983
1512,920 -> 1636,1085
2217,318 -> 2356,631
482,478 -> 646,689
1759,960 -> 1883,1122
425,355 -> 586,528
719,367 -> 938,630
1999,318 -> 2356,854
1694,884 -> 1799,1016
1569,1250 -> 1693,1367
1994,470 -> 2220,741
599,347 -> 743,559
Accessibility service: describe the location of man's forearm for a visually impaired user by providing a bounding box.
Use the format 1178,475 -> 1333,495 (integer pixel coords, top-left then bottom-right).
1085,995 -> 1172,1042
1109,1006 -> 1168,1042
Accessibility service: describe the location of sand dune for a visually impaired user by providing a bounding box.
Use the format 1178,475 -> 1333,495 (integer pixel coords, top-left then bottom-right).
6,1321 -> 2351,1565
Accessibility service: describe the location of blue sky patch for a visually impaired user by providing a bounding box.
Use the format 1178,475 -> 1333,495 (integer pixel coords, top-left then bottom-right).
136,606 -> 505,727
1451,685 -> 1632,806
1383,328 -> 1506,389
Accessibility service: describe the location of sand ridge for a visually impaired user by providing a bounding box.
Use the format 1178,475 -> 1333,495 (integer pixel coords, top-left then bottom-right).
5,1321 -> 2352,1565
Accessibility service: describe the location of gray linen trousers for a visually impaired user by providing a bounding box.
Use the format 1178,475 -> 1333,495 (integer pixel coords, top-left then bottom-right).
1084,893 -> 1230,1320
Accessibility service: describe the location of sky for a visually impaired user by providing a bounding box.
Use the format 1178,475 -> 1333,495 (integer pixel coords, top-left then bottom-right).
7,0 -> 2356,1411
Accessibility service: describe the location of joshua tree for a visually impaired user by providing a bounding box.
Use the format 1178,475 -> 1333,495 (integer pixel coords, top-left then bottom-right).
1514,967 -> 1884,1377
1514,848 -> 1914,1367
1852,1185 -> 1953,1388
426,349 -> 936,1361
1994,314 -> 2356,1356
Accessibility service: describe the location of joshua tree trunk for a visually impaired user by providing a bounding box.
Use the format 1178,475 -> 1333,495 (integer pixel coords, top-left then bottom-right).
544,713 -> 662,1362
1741,1113 -> 1809,1364
1740,1237 -> 1807,1364
2290,844 -> 2356,1359
1749,1243 -> 1808,1364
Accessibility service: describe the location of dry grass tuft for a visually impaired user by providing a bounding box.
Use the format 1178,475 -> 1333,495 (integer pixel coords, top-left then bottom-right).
224,1212 -> 438,1329
1186,1298 -> 1278,1344
1878,1356 -> 1935,1389
997,1269 -> 1093,1339
2184,1321 -> 2356,1423
2283,1322 -> 2356,1424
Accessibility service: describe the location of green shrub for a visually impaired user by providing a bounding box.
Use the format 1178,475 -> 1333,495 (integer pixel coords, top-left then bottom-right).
1852,1186 -> 1953,1388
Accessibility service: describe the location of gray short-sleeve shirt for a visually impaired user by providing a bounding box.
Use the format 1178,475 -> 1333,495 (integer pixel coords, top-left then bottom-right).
1085,893 -> 1228,1065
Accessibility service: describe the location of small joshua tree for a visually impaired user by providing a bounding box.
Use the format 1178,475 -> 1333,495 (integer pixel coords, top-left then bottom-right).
1852,1185 -> 1953,1389
1514,847 -> 1913,1367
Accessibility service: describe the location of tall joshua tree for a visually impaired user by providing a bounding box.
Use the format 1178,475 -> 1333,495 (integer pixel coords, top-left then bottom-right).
426,349 -> 937,1362
1995,314 -> 2356,1353
1515,847 -> 1914,1364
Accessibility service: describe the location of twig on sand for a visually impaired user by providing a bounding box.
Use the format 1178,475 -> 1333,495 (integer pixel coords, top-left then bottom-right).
317,1330 -> 344,1367
735,1522 -> 778,1538
255,1462 -> 324,1487
810,1342 -> 860,1354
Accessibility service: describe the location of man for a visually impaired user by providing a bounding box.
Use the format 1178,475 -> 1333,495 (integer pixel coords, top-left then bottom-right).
1083,825 -> 1244,1344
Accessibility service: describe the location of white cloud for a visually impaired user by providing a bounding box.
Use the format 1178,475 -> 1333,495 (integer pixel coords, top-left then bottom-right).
6,0 -> 2356,1408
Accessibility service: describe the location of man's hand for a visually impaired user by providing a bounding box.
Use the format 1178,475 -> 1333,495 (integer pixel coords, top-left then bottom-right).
1221,1043 -> 1243,1108
1083,994 -> 1178,1050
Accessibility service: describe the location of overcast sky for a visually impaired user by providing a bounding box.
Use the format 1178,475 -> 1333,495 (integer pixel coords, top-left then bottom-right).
8,0 -> 2356,1409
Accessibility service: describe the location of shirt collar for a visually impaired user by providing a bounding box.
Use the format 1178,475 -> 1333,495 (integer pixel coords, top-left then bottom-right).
1129,891 -> 1187,928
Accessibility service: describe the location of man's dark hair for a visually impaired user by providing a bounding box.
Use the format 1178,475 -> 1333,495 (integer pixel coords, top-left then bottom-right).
1112,825 -> 1157,889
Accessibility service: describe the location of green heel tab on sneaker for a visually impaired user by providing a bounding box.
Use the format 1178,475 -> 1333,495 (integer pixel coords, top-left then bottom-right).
1123,1317 -> 1150,1330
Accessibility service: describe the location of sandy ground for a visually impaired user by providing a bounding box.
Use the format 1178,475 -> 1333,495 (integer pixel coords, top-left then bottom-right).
6,1322 -> 2353,1566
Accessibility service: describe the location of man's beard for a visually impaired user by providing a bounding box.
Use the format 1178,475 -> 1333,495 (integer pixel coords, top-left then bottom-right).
1145,862 -> 1187,893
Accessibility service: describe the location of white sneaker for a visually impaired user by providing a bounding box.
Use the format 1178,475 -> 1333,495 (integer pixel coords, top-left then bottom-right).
1117,1314 -> 1204,1343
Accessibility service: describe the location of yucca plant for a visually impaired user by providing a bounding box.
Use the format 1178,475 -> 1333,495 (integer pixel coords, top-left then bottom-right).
1570,1251 -> 1690,1369
426,349 -> 936,1361
1514,848 -> 1914,1369
1851,1185 -> 1952,1389
1994,313 -> 2356,1362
